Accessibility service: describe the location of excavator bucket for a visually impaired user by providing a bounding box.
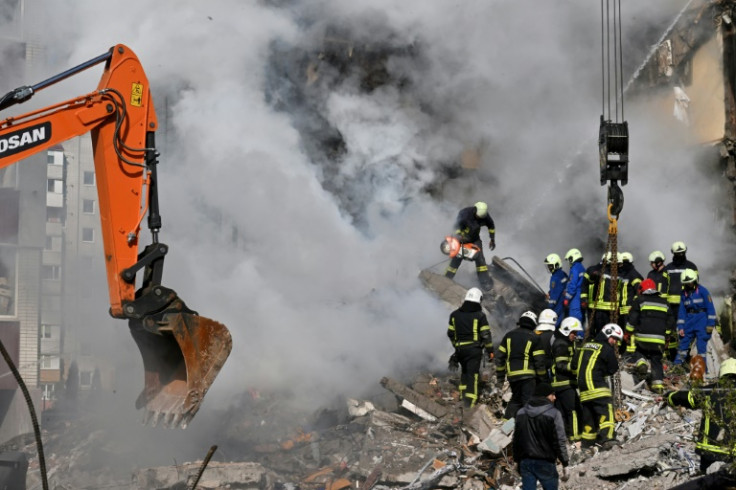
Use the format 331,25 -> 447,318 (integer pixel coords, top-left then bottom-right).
128,312 -> 232,429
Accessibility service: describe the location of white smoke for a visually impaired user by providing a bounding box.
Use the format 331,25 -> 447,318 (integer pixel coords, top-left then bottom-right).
0,0 -> 729,467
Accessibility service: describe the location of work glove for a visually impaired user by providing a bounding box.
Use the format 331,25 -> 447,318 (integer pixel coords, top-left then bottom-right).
706,325 -> 714,335
580,300 -> 588,310
560,466 -> 570,482
716,323 -> 723,335
488,351 -> 494,362
678,329 -> 685,337
489,237 -> 496,251
563,298 -> 570,309
623,332 -> 631,344
448,352 -> 459,372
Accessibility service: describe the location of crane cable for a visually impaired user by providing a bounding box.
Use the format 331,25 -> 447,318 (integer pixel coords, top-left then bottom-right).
599,0 -> 629,422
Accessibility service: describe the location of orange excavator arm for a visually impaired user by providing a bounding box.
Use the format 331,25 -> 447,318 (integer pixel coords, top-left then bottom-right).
0,44 -> 232,428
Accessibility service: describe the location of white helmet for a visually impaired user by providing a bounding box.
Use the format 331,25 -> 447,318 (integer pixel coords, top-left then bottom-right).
648,250 -> 665,263
559,317 -> 584,337
602,323 -> 624,341
536,309 -> 558,331
474,201 -> 488,218
671,241 -> 687,254
544,253 -> 562,271
621,252 -> 633,263
464,287 -> 483,303
518,310 -> 538,329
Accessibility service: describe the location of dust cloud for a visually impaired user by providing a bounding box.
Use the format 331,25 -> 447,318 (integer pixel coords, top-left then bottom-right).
0,0 -> 729,466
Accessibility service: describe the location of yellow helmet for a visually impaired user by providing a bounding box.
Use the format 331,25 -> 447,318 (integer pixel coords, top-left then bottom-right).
544,253 -> 562,270
671,241 -> 687,254
648,250 -> 665,263
474,201 -> 488,218
564,248 -> 582,264
720,358 -> 736,377
621,252 -> 633,263
681,268 -> 698,285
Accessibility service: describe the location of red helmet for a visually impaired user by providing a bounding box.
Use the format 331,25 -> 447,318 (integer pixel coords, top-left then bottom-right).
639,278 -> 656,293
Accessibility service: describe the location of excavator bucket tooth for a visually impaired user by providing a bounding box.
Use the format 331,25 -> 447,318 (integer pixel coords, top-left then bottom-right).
129,312 -> 232,429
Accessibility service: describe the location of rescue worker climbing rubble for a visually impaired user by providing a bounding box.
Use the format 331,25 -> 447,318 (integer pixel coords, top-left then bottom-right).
552,317 -> 584,442
673,269 -> 716,369
495,311 -> 547,421
563,248 -> 586,325
544,253 -> 568,326
664,357 -> 736,473
444,202 -> 495,291
574,323 -> 622,450
447,287 -> 493,408
624,278 -> 674,393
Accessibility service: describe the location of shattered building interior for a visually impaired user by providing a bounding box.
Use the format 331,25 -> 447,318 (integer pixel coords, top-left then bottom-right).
4,0 -> 736,489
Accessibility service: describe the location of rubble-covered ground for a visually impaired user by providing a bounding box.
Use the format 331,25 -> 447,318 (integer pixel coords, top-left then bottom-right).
4,356 -> 736,489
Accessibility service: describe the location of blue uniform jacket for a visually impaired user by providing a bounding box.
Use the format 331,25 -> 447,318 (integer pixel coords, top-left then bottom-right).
565,261 -> 585,308
677,285 -> 716,332
549,269 -> 568,318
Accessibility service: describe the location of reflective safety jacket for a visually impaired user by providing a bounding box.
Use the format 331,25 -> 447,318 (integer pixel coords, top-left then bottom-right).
548,268 -> 568,318
574,332 -> 618,402
647,268 -> 670,296
453,206 -> 495,244
667,382 -> 736,457
619,263 -> 643,315
495,327 -> 546,382
677,285 -> 716,333
591,265 -> 622,312
625,291 -> 673,350
448,301 -> 492,350
664,258 -> 698,306
551,335 -> 578,391
582,262 -> 603,309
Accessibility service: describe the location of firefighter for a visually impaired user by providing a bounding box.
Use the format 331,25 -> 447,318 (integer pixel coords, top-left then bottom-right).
563,248 -> 586,324
581,254 -> 606,325
447,287 -> 493,408
535,309 -> 558,381
674,269 -> 716,369
495,311 -> 547,420
574,323 -> 622,449
664,358 -> 736,472
544,253 -> 568,325
589,252 -> 621,338
552,317 -> 584,442
618,252 -> 643,330
664,242 -> 698,361
625,278 -> 674,393
444,202 -> 495,290
647,250 -> 670,295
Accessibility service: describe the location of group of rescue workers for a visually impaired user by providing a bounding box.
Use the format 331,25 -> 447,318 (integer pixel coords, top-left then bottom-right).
444,202 -> 734,473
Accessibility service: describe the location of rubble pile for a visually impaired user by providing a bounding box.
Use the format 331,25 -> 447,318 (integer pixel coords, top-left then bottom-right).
4,362 -> 733,489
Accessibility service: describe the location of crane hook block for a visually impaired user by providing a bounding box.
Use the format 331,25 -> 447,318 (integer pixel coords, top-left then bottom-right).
599,115 -> 629,186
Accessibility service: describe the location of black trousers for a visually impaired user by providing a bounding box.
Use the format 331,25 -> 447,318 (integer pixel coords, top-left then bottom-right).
456,345 -> 483,407
555,386 -> 582,441
504,377 -> 536,420
580,396 -> 615,445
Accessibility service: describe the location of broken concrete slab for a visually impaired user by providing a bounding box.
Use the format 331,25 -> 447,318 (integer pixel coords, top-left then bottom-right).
132,461 -> 280,490
380,377 -> 448,419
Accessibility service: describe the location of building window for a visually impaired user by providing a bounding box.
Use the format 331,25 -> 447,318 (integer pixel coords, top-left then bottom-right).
40,355 -> 59,370
83,171 -> 95,185
47,153 -> 55,164
82,199 -> 95,214
82,228 -> 94,242
41,383 -> 55,400
41,265 -> 61,280
47,179 -> 62,193
40,324 -> 56,339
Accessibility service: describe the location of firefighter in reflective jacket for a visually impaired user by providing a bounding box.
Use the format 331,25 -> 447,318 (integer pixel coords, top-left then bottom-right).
618,252 -> 643,330
674,269 -> 716,368
646,250 -> 670,296
445,202 -> 495,290
495,311 -> 547,420
625,278 -> 674,393
448,287 -> 493,408
544,254 -> 568,325
574,323 -> 622,448
552,317 -> 584,441
664,358 -> 736,472
589,253 -> 621,338
581,254 -> 606,325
